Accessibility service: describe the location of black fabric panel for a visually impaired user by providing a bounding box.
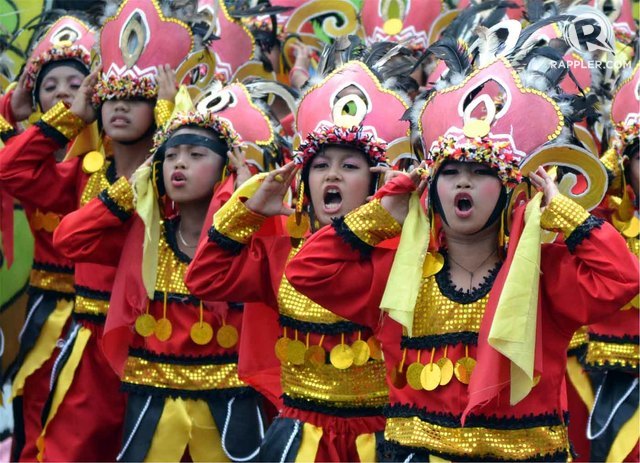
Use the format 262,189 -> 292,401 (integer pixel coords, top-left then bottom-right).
10,292 -> 59,381
207,394 -> 266,462
258,416 -> 303,462
11,396 -> 25,462
117,393 -> 165,462
589,370 -> 639,462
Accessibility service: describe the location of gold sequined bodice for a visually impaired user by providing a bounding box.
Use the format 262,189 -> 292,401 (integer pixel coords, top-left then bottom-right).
412,274 -> 489,337
155,221 -> 190,295
80,160 -> 112,206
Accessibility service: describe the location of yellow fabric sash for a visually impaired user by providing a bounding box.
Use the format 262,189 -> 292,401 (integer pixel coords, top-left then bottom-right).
379,192 -> 429,337
295,422 -> 323,463
607,407 -> 639,462
488,192 -> 542,405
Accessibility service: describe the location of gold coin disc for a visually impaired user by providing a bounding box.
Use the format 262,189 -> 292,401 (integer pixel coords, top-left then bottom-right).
436,357 -> 454,386
154,318 -> 173,341
330,344 -> 354,369
216,324 -> 239,348
135,313 -> 156,337
351,340 -> 371,366
190,321 -> 214,345
286,339 -> 307,365
406,362 -> 425,390
420,363 -> 442,391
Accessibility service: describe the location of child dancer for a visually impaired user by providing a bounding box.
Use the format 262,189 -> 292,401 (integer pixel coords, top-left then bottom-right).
0,16 -> 94,461
186,47 -> 416,461
56,86 -> 265,462
584,61 -> 639,462
0,0 -> 195,459
285,40 -> 640,461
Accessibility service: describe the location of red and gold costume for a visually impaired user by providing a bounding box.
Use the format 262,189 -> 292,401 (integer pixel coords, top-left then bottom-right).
284,34 -> 639,460
186,56 -> 416,461
0,16 -> 95,461
582,61 -> 639,463
97,87 -> 281,461
0,1 -> 195,459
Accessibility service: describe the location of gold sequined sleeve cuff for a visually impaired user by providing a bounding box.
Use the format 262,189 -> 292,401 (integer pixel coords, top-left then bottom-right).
154,99 -> 174,127
541,194 -> 604,252
37,101 -> 86,145
600,147 -> 623,193
333,199 -> 402,254
98,176 -> 135,222
0,114 -> 15,142
212,198 -> 266,245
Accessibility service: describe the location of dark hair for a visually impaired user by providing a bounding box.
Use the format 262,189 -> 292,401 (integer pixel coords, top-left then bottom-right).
152,125 -> 228,197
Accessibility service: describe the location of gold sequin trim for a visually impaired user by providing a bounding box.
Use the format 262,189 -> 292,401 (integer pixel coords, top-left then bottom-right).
105,176 -> 134,213
600,148 -> 622,193
74,294 -> 109,316
568,326 -> 589,352
0,114 -> 12,134
343,199 -> 401,247
29,269 -> 74,294
540,194 -> 590,237
40,101 -> 85,141
215,199 -> 265,244
281,359 -> 388,408
278,241 -> 349,324
585,340 -> 639,370
122,356 -> 245,391
154,99 -> 175,127
80,160 -> 111,206
413,277 -> 487,337
385,416 -> 570,460
155,222 -> 190,295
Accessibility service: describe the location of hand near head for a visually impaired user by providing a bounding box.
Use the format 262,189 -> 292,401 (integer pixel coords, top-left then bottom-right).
379,164 -> 429,225
228,145 -> 252,188
244,161 -> 297,217
69,71 -> 99,124
156,65 -> 177,102
10,70 -> 33,122
528,166 -> 559,208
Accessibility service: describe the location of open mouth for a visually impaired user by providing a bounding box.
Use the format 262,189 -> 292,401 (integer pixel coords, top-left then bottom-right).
323,187 -> 343,214
171,171 -> 186,187
454,193 -> 473,218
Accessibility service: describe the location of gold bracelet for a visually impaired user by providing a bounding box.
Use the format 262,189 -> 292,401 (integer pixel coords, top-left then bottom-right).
40,101 -> 86,140
540,194 -> 590,237
344,199 -> 402,247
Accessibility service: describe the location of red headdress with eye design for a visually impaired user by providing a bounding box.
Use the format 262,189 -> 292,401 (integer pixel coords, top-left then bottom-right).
610,62 -> 640,151
361,0 -> 449,54
196,79 -> 297,171
294,60 -> 412,167
94,0 -> 194,102
25,16 -> 96,91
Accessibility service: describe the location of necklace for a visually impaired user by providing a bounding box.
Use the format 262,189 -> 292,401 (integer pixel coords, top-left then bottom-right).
448,249 -> 498,290
177,226 -> 197,248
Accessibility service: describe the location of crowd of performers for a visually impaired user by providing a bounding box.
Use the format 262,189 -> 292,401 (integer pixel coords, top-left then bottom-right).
0,0 -> 637,461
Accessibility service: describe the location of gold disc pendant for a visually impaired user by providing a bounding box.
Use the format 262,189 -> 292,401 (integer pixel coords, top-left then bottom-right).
351,340 -> 371,366
287,339 -> 307,365
82,151 -> 105,174
304,345 -> 326,368
366,336 -> 383,360
330,344 -> 354,369
190,321 -> 214,345
420,362 -> 442,391
216,324 -> 239,348
437,357 -> 454,386
135,313 -> 156,337
274,337 -> 290,363
454,357 -> 477,385
286,213 -> 310,239
154,318 -> 173,341
406,362 -> 425,390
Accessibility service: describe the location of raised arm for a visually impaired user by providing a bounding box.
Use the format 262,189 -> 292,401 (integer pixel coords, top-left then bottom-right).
53,176 -> 134,266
